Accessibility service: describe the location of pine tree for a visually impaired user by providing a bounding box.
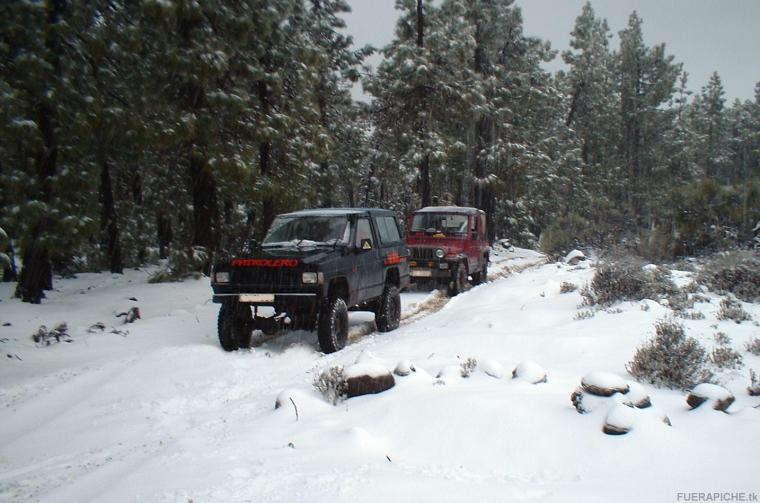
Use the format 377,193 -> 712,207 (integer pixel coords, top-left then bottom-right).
617,12 -> 680,227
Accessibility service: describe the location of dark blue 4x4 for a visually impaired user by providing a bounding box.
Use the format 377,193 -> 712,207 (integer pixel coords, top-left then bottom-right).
211,208 -> 410,353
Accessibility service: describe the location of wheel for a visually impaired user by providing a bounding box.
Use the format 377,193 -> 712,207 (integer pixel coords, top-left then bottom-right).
375,284 -> 401,332
317,297 -> 349,353
448,262 -> 467,296
217,302 -> 252,351
471,260 -> 488,285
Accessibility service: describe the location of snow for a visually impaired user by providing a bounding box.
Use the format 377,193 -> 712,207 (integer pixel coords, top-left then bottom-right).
1,248 -> 759,502
690,383 -> 734,401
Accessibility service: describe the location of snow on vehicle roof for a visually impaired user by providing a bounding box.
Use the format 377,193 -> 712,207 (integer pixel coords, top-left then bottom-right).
415,206 -> 482,215
278,208 -> 396,217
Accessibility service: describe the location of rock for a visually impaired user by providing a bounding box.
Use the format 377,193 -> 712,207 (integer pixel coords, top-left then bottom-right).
603,403 -> 636,435
275,389 -> 298,410
564,249 -> 586,265
393,360 -> 416,377
345,364 -> 395,398
581,371 -> 630,397
481,359 -> 505,379
571,387 -> 611,414
512,361 -> 547,384
686,383 -> 735,412
624,382 -> 652,409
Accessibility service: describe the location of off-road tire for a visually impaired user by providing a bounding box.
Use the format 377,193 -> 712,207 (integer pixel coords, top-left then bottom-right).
375,285 -> 401,332
218,302 -> 252,351
318,297 -> 349,354
471,260 -> 488,285
448,262 -> 468,296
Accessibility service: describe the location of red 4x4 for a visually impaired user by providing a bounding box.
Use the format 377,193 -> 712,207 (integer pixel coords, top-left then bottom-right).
406,206 -> 490,295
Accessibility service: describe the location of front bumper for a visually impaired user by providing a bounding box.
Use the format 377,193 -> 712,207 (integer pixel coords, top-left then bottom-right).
409,260 -> 454,280
212,292 -> 318,308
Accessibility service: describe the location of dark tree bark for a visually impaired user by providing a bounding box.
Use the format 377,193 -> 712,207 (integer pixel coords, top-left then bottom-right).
98,154 -> 123,273
157,214 -> 173,260
189,152 -> 218,257
16,0 -> 66,302
257,76 -> 276,239
414,0 -> 431,208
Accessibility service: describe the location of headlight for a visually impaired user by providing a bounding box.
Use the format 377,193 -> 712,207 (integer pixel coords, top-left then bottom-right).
302,272 -> 318,284
435,248 -> 446,259
215,271 -> 230,283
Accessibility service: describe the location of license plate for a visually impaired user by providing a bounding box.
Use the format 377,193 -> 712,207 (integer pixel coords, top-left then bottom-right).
239,294 -> 275,302
411,270 -> 432,278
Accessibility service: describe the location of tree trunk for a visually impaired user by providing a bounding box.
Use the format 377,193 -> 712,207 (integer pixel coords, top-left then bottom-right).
99,154 -> 123,273
189,152 -> 218,261
257,77 -> 276,239
414,0 -> 431,207
16,1 -> 66,302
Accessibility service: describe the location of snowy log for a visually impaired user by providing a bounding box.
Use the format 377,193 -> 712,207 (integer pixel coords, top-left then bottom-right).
345,364 -> 395,398
686,383 -> 735,412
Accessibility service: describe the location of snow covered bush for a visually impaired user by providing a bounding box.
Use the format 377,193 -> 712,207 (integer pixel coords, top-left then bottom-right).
716,298 -> 752,323
746,337 -> 760,356
710,333 -> 743,370
581,257 -> 679,307
698,251 -> 760,302
749,369 -> 760,396
538,213 -> 592,258
460,357 -> 477,378
149,246 -> 209,283
313,366 -> 348,405
626,319 -> 713,390
560,282 -> 577,294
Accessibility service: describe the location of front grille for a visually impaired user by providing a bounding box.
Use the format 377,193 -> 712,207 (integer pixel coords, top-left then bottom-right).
410,247 -> 437,260
232,267 -> 303,292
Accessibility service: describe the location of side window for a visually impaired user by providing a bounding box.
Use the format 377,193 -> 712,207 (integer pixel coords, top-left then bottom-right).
376,216 -> 401,245
480,214 -> 486,239
356,217 -> 373,249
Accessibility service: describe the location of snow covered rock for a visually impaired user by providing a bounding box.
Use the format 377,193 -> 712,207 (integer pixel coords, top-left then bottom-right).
480,359 -> 505,379
345,364 -> 395,398
512,361 -> 547,384
564,249 -> 586,266
275,389 -> 301,410
436,365 -> 464,380
393,360 -> 416,377
570,388 -> 614,414
686,383 -> 735,412
623,382 -> 652,409
603,403 -> 636,435
581,371 -> 630,397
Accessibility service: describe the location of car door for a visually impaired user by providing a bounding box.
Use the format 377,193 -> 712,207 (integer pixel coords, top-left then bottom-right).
354,215 -> 384,302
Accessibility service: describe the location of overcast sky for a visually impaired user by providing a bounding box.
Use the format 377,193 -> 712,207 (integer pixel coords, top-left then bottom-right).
342,0 -> 760,103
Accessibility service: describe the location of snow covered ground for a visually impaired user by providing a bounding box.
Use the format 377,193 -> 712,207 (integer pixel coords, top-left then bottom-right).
1,248 -> 759,503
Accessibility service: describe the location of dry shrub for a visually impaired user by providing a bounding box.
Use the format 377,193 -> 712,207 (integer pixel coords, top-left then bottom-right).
582,257 -> 679,307
716,298 -> 752,323
698,250 -> 760,302
560,282 -> 578,294
746,337 -> 760,356
710,333 -> 743,370
313,366 -> 347,405
627,319 -> 713,390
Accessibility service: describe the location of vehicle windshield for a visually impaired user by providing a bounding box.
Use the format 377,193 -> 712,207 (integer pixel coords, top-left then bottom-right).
411,213 -> 468,235
262,215 -> 350,247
